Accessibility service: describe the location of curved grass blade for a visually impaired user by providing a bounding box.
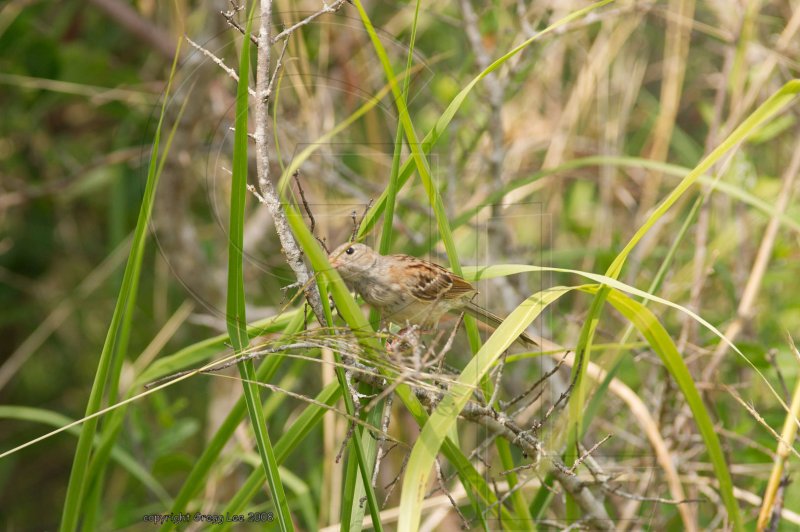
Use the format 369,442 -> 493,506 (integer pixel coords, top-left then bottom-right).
351,0 -> 483,352
136,309 -> 302,385
58,36 -> 183,532
219,381 -> 342,530
397,286 -> 572,531
0,406 -> 170,505
158,310 -> 309,532
463,263 -> 788,411
227,4 -> 292,529
607,80 -> 800,279
81,82 -> 195,532
287,206 -> 516,525
566,80 -> 800,532
357,0 -> 617,239
378,0 -> 421,256
596,288 -> 740,530
451,155 -> 800,235
285,207 -> 384,531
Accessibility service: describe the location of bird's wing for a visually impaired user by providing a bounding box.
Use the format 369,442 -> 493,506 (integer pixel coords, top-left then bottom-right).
389,255 -> 475,302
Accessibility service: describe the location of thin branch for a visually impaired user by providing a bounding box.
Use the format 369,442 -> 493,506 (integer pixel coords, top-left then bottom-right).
435,456 -> 470,528
488,350 -> 508,407
349,200 -> 373,241
185,36 -> 257,97
294,172 -> 317,238
271,1 -> 349,44
370,393 -> 394,493
253,0 -> 326,323
505,350 -> 567,412
223,1 -> 349,47
266,37 -> 290,101
568,434 -> 613,474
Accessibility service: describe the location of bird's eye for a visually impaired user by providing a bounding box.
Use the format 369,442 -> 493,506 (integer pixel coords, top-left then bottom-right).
345,247 -> 355,255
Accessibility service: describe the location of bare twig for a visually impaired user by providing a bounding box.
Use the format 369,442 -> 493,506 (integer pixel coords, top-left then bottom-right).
271,1 -> 349,44
252,0 -> 326,323
505,350 -> 568,412
363,318 -> 462,414
568,434 -> 613,474
185,36 -> 257,97
349,200 -> 373,242
435,457 -> 470,528
488,350 -> 508,408
223,1 -> 349,47
382,451 -> 411,507
294,172 -> 318,240
221,3 -> 253,46
370,393 -> 394,494
266,37 -> 290,101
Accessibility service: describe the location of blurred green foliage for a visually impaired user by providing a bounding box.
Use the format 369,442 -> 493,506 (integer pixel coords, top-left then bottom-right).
2,0 -> 800,529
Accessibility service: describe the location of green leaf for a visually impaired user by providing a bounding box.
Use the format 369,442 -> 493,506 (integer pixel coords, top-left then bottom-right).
227,4 -> 292,530
397,287 -> 572,531
58,35 -> 183,532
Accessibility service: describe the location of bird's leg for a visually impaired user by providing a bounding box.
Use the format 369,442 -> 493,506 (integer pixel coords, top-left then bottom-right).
386,325 -> 427,370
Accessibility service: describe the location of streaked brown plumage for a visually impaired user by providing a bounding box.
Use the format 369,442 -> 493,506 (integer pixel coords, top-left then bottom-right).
328,242 -> 536,346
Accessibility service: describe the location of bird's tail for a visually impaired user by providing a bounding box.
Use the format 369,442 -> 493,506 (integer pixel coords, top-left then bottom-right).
463,301 -> 539,347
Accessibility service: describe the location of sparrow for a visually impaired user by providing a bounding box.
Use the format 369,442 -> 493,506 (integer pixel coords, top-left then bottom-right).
327,242 -> 536,346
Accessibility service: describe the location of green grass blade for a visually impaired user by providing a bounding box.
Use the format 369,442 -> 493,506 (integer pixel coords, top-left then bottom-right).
340,426 -> 363,531
58,38 -> 183,532
284,207 -> 383,530
397,286 -> 573,531
564,285 -> 604,523
81,82 -> 194,532
598,288 -> 740,530
352,0 -> 483,351
219,382 -> 342,528
275,74 -> 403,196
450,155 -> 800,235
378,0 -> 420,256
464,263 -> 786,399
158,312 -> 308,532
288,206 -> 516,526
465,262 -> 790,529
564,80 -> 799,531
136,310 -> 301,385
607,80 -> 800,279
357,0 -> 616,239
495,437 -> 534,529
227,4 -> 292,530
0,406 -> 170,505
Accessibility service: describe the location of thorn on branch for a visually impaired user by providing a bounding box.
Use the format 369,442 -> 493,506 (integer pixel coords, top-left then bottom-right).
222,0 -> 350,48
246,184 -> 268,204
229,126 -> 257,141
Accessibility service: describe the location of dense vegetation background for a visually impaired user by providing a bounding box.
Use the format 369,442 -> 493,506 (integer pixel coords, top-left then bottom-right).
1,0 -> 799,529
